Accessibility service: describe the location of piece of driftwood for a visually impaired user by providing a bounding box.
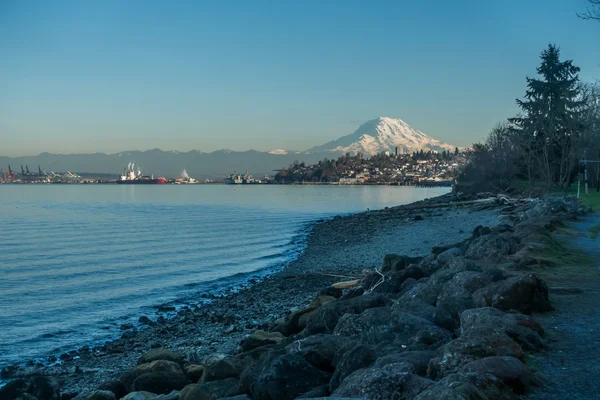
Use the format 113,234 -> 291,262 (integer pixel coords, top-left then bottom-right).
332,279 -> 361,289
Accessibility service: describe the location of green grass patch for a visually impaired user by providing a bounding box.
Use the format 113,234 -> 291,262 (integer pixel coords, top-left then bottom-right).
512,179 -> 600,210
552,186 -> 600,211
589,224 -> 600,239
526,228 -> 600,281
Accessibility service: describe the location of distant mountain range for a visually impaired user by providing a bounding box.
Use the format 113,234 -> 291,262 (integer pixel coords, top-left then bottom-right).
1,117 -> 456,178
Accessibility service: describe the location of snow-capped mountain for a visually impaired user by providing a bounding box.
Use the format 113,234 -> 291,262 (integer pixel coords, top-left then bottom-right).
268,149 -> 288,155
308,117 -> 456,156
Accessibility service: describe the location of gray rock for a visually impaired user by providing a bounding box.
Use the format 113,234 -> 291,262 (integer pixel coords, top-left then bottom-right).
84,391 -> 115,400
436,247 -> 463,264
121,392 -> 157,400
120,360 -> 189,393
295,385 -> 329,398
15,394 -> 38,400
132,372 -> 190,395
96,382 -> 126,400
333,363 -> 433,399
0,376 -> 61,400
215,396 -> 252,400
465,234 -> 517,260
459,356 -> 541,394
473,274 -> 553,314
398,282 -> 441,306
427,332 -> 523,379
285,334 -> 348,371
381,254 -> 422,274
414,380 -> 487,400
333,307 -> 452,352
329,345 -> 375,392
374,350 -> 437,376
435,373 -> 518,400
251,354 -> 331,400
201,357 -> 245,382
180,380 -> 239,400
138,349 -> 184,365
459,307 -> 545,351
182,364 -> 205,382
303,293 -> 392,335
240,330 -> 284,351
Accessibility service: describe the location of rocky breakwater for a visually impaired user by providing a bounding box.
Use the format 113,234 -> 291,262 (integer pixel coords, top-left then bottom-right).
1,196 -> 590,400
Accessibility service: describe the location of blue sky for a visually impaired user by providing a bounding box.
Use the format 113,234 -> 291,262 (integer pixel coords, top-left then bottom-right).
1,0 -> 599,156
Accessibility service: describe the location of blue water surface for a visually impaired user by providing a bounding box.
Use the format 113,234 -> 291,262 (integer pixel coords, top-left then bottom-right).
0,184 -> 449,366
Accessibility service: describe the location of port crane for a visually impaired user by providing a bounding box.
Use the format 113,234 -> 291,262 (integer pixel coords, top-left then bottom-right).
1,165 -> 18,182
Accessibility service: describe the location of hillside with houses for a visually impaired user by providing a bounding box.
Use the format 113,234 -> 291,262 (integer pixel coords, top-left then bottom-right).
274,148 -> 465,185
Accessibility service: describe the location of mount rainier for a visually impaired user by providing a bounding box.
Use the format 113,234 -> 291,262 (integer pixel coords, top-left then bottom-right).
307,117 -> 456,156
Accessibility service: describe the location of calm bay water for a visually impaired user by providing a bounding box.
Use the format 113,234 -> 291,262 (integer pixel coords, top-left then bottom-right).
0,184 -> 449,366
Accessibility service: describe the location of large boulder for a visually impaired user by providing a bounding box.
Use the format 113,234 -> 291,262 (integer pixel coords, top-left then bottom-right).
237,348 -> 287,395
132,372 -> 190,395
436,247 -> 463,265
437,373 -> 519,400
473,274 -> 553,314
82,391 -> 116,400
381,255 -> 422,274
296,385 -> 330,399
273,296 -> 337,337
332,363 -> 433,399
459,307 -> 545,351
329,345 -> 375,392
138,349 -> 184,365
241,330 -> 284,352
390,297 -> 454,332
465,234 -> 518,260
121,392 -> 159,400
398,282 -> 441,306
374,351 -> 437,376
427,333 -> 524,379
0,376 -> 60,400
201,357 -> 246,383
182,364 -> 205,382
303,293 -> 392,335
251,354 -> 331,400
333,308 -> 451,351
285,334 -> 348,372
179,379 -> 239,400
414,380 -> 487,400
120,360 -> 190,393
365,266 -> 427,294
97,382 -> 127,400
334,307 -> 452,351
429,257 -> 478,286
459,356 -> 541,394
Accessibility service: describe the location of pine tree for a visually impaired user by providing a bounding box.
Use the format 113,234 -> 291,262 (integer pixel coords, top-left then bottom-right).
509,44 -> 583,188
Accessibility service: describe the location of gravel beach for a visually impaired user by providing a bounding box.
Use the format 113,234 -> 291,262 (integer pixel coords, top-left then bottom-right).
0,193 -> 503,394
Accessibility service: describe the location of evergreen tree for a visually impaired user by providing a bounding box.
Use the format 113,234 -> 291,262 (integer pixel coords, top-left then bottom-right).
508,44 -> 583,188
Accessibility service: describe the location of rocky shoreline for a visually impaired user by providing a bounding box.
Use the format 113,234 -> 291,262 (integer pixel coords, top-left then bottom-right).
1,192 -> 588,400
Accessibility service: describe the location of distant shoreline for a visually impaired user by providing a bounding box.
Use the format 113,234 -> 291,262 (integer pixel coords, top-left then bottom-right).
0,181 -> 453,187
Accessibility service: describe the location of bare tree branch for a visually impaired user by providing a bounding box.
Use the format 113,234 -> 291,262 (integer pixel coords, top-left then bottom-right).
577,0 -> 600,21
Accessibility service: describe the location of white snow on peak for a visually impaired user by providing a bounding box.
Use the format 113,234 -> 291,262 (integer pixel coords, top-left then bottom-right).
268,149 -> 288,155
308,117 -> 456,156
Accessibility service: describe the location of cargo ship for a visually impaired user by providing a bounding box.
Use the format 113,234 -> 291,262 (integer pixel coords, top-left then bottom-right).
117,163 -> 166,184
